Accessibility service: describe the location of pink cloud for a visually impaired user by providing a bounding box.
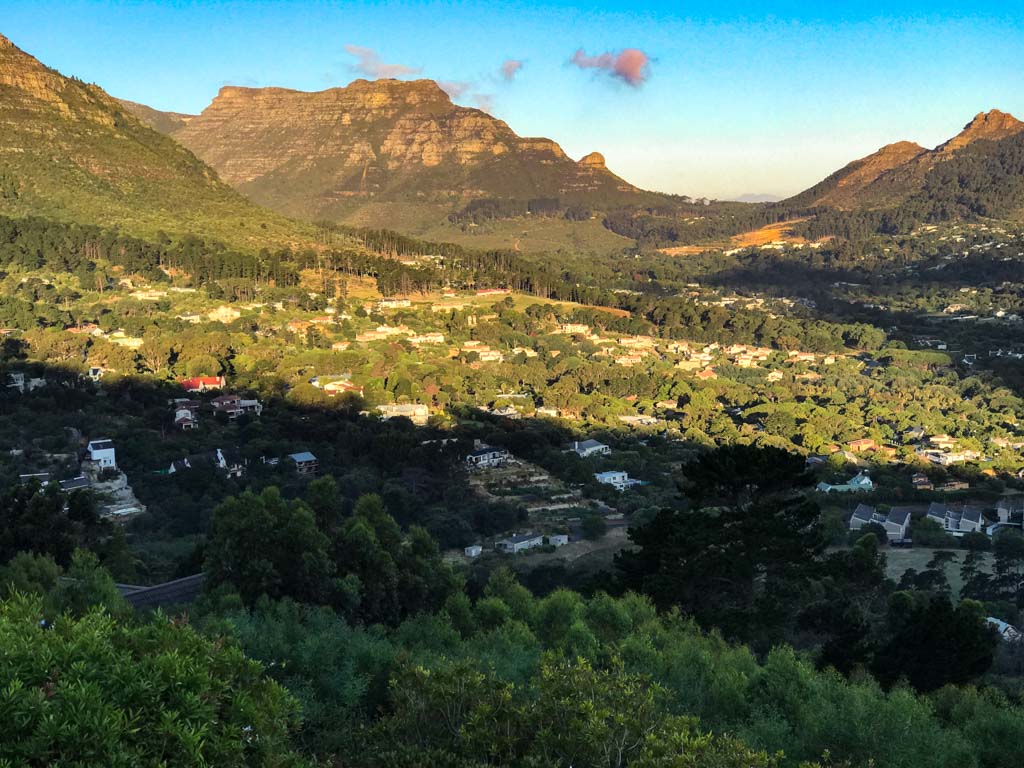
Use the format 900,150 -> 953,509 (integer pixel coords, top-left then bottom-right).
500,59 -> 524,81
439,80 -> 472,98
344,45 -> 421,78
473,93 -> 495,113
570,47 -> 650,87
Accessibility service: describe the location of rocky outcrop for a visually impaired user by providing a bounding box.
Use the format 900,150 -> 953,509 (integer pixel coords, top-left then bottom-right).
130,78 -> 642,217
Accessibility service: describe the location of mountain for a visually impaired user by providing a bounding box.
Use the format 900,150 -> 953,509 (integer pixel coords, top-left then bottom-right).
0,32 -> 311,249
789,110 -> 1024,211
122,79 -> 655,221
114,98 -> 194,135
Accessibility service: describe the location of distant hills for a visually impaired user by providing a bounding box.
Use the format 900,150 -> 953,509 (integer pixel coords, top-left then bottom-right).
121,78 -> 662,222
0,33 -> 313,249
788,110 -> 1024,212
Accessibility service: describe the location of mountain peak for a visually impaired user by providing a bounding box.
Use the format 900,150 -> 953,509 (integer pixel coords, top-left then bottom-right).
938,109 -> 1024,153
0,32 -> 16,49
578,151 -> 607,169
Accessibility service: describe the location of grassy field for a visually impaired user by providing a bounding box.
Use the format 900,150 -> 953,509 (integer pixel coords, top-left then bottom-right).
884,546 -> 992,598
334,201 -> 635,255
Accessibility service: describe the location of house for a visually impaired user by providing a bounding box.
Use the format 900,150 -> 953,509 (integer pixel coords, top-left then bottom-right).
19,472 -> 51,486
849,503 -> 878,530
937,480 -> 970,492
211,394 -> 263,418
86,439 -> 116,470
86,366 -> 111,381
559,323 -> 591,335
464,545 -> 483,558
495,533 -> 545,553
695,367 -> 717,381
816,471 -> 873,494
378,298 -> 411,309
173,407 -> 199,430
58,476 -> 90,492
996,500 -> 1022,524
377,403 -> 429,426
466,446 -> 512,470
6,372 -> 46,393
323,378 -> 368,397
912,472 -> 934,491
959,506 -> 985,534
846,439 -> 877,453
180,376 -> 225,393
168,448 -> 245,478
289,451 -> 319,476
594,470 -> 642,491
884,507 -> 912,541
848,503 -> 910,541
546,534 -> 569,547
926,502 -> 949,527
986,617 -> 1023,643
570,439 -> 611,458
903,426 -> 927,443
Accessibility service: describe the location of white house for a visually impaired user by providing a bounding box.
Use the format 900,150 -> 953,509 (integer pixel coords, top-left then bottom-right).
464,545 -> 483,558
378,403 -> 430,426
570,439 -> 611,458
546,534 -> 569,547
466,446 -> 512,470
594,470 -> 641,491
86,439 -> 116,470
495,533 -> 545,554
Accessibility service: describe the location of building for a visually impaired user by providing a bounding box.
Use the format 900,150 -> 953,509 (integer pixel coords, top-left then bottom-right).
570,439 -> 611,458
466,446 -> 512,470
86,439 -> 116,470
211,394 -> 263,418
58,476 -> 90,492
594,470 -> 641,491
546,534 -> 569,547
180,376 -> 226,393
464,545 -> 483,558
816,471 -> 873,494
911,472 -> 934,491
846,439 -> 876,453
289,451 -> 319,476
986,617 -> 1023,643
848,503 -> 911,542
377,403 -> 430,426
173,407 -> 199,430
495,533 -> 544,554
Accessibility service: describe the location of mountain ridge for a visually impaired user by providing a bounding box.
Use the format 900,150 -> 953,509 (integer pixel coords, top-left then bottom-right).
121,77 -> 661,223
789,110 -> 1024,210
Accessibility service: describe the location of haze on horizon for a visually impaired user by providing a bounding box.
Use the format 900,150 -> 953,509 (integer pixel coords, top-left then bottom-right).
7,0 -> 1024,200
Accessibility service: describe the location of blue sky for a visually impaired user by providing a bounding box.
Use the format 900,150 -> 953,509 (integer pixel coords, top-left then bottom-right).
6,1 -> 1024,198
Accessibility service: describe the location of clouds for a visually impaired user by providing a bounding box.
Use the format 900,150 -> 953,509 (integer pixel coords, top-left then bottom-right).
500,59 -> 523,82
344,45 -> 421,79
472,93 -> 495,113
570,47 -> 651,87
438,80 -> 472,98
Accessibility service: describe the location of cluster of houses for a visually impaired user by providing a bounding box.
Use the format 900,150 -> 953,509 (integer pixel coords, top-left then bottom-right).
19,438 -> 145,519
171,393 -> 263,431
5,372 -> 47,394
914,434 -> 983,466
167,447 -> 246,479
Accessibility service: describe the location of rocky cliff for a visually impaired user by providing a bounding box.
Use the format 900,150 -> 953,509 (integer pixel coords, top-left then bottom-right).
124,78 -> 644,219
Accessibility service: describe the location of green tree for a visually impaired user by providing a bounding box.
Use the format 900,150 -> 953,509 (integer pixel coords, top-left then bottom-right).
0,593 -> 308,767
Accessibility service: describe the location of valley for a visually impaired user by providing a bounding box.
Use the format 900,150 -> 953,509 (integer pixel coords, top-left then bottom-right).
2,19 -> 1024,768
